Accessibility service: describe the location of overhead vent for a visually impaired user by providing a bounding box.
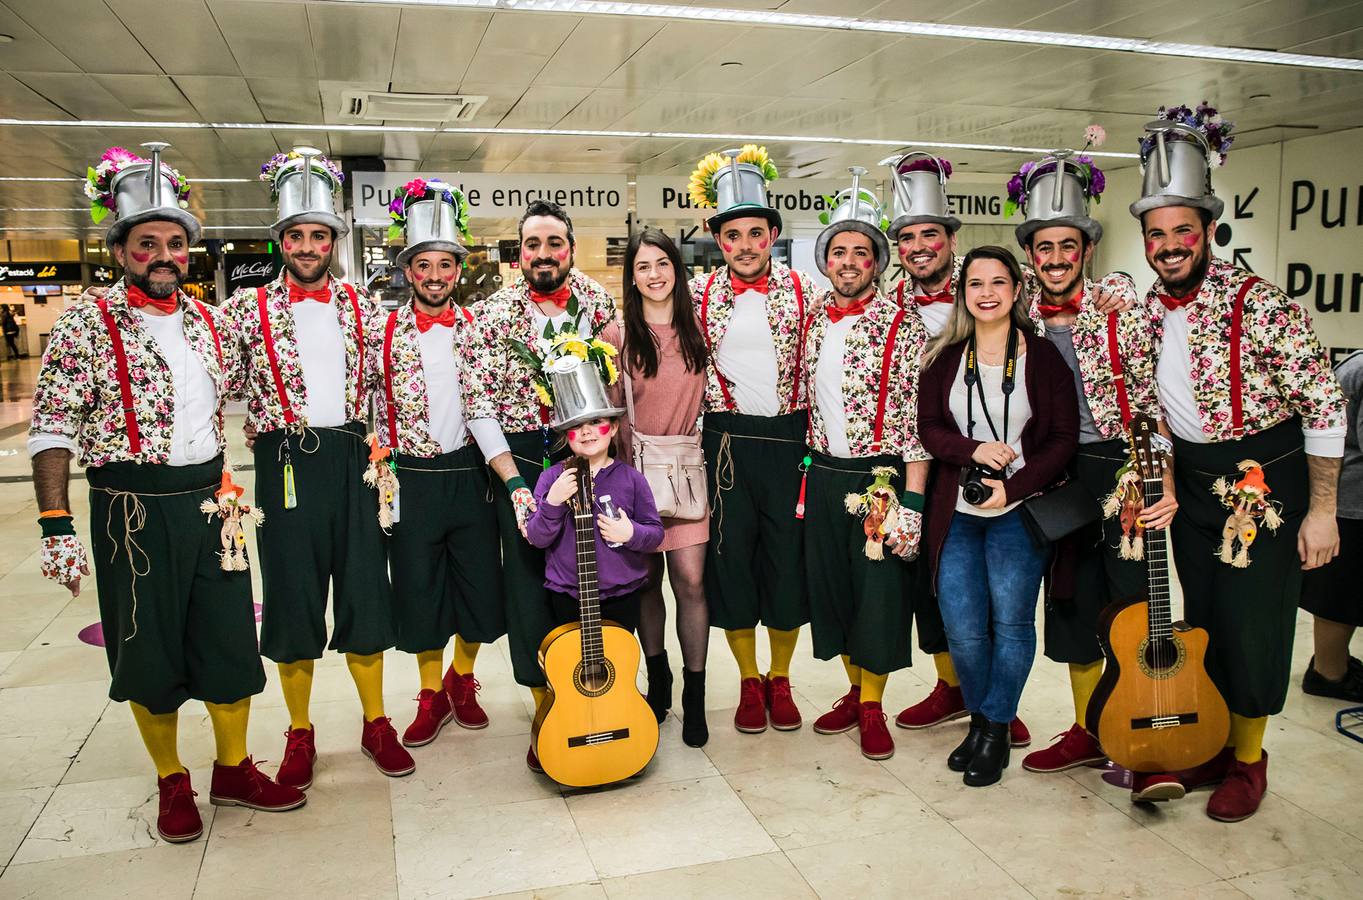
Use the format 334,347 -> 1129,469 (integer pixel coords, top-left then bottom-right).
339,90 -> 488,123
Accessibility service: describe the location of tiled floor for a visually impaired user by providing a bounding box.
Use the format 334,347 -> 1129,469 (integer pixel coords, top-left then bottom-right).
1,356 -> 1361,898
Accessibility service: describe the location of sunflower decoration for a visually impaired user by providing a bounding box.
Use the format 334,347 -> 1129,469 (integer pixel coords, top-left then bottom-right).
506,310 -> 618,409
688,145 -> 780,208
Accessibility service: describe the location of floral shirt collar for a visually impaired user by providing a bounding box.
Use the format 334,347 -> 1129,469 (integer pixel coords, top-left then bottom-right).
376,301 -> 476,457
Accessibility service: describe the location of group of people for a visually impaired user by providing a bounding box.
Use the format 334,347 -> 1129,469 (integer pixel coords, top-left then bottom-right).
25,103 -> 1359,846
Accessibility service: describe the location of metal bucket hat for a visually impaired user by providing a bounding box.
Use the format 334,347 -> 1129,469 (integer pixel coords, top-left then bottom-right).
395,179 -> 470,268
881,151 -> 961,239
547,355 -> 625,431
690,147 -> 783,234
97,142 -> 201,246
1013,150 -> 1104,249
1129,120 -> 1224,220
814,167 -> 890,277
267,146 -> 349,241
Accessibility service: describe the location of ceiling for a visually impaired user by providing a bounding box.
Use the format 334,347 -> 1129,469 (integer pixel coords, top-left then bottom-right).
1,0 -> 1362,238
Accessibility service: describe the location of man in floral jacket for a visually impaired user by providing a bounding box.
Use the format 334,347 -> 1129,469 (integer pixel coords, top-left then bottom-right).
30,144 -> 304,843
223,148 -> 413,788
1129,106 -> 1346,821
461,199 -> 616,773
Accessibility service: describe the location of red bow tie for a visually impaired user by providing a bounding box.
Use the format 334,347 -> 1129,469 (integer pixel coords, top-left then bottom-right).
731,274 -> 770,295
529,285 -> 571,309
1037,288 -> 1084,319
1158,279 -> 1206,311
415,306 -> 458,333
126,285 -> 179,315
288,280 -> 333,304
913,283 -> 953,306
826,294 -> 874,323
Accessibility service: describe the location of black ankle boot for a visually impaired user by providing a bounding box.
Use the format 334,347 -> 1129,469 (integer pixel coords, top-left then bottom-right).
964,718 -> 1011,787
645,651 -> 673,723
948,713 -> 987,772
681,668 -> 709,747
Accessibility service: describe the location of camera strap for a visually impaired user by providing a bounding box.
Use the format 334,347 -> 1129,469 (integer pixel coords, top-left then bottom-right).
964,325 -> 1018,445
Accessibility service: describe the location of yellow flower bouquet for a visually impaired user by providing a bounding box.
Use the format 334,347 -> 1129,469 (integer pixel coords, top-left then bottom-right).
506,300 -> 618,408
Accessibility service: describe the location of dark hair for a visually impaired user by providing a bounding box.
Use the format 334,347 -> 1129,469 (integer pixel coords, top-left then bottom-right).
1022,227 -> 1090,255
621,228 -> 708,378
925,245 -> 1033,367
1140,205 -> 1214,231
518,200 -> 575,247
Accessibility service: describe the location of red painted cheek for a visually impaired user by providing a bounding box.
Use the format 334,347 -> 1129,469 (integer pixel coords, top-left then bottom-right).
318,244 -> 331,254
930,241 -> 945,252
758,239 -> 768,250
597,425 -> 610,436
172,253 -> 188,266
554,250 -> 568,261
567,430 -> 578,442
283,240 -> 294,251
1181,234 -> 1200,248
1066,252 -> 1080,263
130,251 -> 150,263
1145,240 -> 1159,255
443,273 -> 455,283
522,249 -> 534,264
861,259 -> 873,269
722,243 -> 733,253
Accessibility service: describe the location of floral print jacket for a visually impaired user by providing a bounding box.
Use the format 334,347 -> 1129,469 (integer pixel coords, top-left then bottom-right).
688,261 -> 818,415
463,269 -> 616,434
1147,258 -> 1345,440
374,301 -> 476,458
30,279 -> 237,468
221,274 -> 380,432
803,290 -> 931,462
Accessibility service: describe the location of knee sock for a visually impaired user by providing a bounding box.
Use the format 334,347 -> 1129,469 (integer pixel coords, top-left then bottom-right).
1068,661 -> 1104,727
725,628 -> 760,681
841,655 -> 862,689
204,697 -> 251,767
345,652 -> 386,722
933,652 -> 960,688
453,636 -> 480,676
767,627 -> 799,679
130,702 -> 184,779
1228,714 -> 1268,764
417,650 -> 444,693
277,660 -> 315,731
860,671 -> 889,705
530,686 -> 548,717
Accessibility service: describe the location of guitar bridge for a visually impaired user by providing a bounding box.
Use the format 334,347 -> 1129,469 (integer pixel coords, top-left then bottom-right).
1131,713 -> 1200,730
567,728 -> 631,747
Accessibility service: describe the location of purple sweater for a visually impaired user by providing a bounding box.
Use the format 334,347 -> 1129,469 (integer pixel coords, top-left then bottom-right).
526,459 -> 665,600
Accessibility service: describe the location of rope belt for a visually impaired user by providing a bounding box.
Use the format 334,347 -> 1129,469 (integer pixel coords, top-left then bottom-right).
1184,444 -> 1302,479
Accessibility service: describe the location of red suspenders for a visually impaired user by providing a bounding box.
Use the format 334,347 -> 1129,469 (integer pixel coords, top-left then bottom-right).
699,268 -> 805,412
1229,277 -> 1261,439
869,304 -> 908,454
258,281 -> 367,427
1106,311 -> 1133,429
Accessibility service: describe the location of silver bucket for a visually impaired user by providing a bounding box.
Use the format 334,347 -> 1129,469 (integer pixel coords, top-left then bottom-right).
816,166 -> 889,276
397,180 -> 468,267
105,141 -> 201,246
1130,121 -> 1224,219
547,355 -> 625,431
271,147 -> 348,240
880,150 -> 961,237
713,161 -> 770,213
1015,153 -> 1103,247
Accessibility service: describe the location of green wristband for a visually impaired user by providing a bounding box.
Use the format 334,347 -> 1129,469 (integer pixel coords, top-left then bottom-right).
39,515 -> 76,538
900,491 -> 926,513
506,475 -> 528,495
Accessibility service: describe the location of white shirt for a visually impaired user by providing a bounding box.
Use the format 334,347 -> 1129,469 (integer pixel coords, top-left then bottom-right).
715,289 -> 781,416
135,309 -> 218,466
916,300 -> 953,338
949,353 -> 1032,517
292,299 -> 347,427
814,313 -> 858,458
532,308 -> 571,340
417,322 -> 467,453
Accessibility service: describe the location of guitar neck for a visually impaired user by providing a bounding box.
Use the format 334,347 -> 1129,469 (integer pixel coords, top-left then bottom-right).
573,458 -> 603,664
1141,472 -> 1173,640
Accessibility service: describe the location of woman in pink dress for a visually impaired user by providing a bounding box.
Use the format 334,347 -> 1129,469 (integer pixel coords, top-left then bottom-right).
603,227 -> 710,747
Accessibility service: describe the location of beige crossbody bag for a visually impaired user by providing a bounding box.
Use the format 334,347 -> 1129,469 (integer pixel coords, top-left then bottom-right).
621,341 -> 708,521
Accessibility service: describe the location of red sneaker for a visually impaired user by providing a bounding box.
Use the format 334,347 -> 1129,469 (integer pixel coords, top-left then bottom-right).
155,771 -> 202,843
276,726 -> 316,790
1131,772 -> 1186,803
734,677 -> 768,733
813,686 -> 861,735
1206,752 -> 1269,823
361,717 -> 416,777
209,757 -> 307,812
859,702 -> 895,760
445,669 -> 490,730
1010,717 -> 1031,748
402,689 -> 453,747
527,743 -> 543,773
765,675 -> 802,731
895,679 -> 967,729
1177,747 -> 1235,791
1022,723 -> 1105,773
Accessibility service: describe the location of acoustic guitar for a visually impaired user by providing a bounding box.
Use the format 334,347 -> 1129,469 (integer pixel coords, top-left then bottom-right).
1087,413 -> 1231,774
533,456 -> 659,787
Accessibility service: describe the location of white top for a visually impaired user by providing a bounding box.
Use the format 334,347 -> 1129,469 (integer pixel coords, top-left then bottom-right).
292,299 -> 347,427
417,322 -> 467,454
814,313 -> 858,458
532,308 -> 571,339
1158,306 -> 1345,455
949,353 -> 1032,517
715,288 -> 781,416
915,300 -> 953,338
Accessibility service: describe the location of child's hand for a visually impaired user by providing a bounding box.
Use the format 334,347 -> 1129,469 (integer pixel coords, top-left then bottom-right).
545,468 -> 577,506
598,509 -> 634,545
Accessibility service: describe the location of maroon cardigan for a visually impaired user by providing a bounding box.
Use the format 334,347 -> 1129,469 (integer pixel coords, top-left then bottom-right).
918,330 -> 1080,595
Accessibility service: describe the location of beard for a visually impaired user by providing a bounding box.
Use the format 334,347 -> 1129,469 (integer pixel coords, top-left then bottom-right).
527,259 -> 570,293
1158,242 -> 1211,297
831,268 -> 874,300
127,262 -> 182,299
283,251 -> 330,285
413,279 -> 454,306
1037,264 -> 1084,304
911,253 -> 952,289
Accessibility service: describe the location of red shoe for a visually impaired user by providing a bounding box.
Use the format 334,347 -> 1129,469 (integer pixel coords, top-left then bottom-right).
402,689 -> 453,747
276,726 -> 316,790
765,675 -> 802,731
445,669 -> 490,730
859,702 -> 894,760
734,677 -> 768,734
361,717 -> 417,777
155,771 -> 203,843
1131,772 -> 1186,803
209,757 -> 307,812
1177,747 -> 1235,791
527,743 -> 543,773
1022,723 -> 1105,773
813,686 -> 861,735
895,679 -> 967,729
1206,752 -> 1269,823
1010,717 -> 1031,748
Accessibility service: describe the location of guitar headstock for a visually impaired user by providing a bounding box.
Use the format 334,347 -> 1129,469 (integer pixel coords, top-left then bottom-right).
572,455 -> 594,513
1127,413 -> 1172,481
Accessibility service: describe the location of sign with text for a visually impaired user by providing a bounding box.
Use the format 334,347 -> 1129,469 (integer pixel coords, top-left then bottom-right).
353,172 -> 628,225
224,253 -> 281,292
0,262 -> 116,285
635,176 -> 847,226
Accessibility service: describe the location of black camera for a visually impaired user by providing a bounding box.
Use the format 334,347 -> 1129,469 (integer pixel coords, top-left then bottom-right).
959,463 -> 1004,506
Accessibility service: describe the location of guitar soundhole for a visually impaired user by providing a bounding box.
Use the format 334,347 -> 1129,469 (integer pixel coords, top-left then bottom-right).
574,659 -> 616,697
1137,636 -> 1186,679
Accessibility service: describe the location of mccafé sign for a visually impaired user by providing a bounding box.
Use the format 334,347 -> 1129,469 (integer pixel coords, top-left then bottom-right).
225,253 -> 282,291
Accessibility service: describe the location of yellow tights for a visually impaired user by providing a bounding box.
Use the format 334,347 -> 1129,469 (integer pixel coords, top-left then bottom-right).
205,698 -> 250,767
725,628 -> 760,681
767,627 -> 799,679
346,652 -> 387,722
1228,714 -> 1268,764
279,653 -> 387,728
933,652 -> 959,688
131,697 -> 253,776
1068,661 -> 1104,726
453,636 -> 480,675
416,636 -> 481,693
278,660 -> 315,731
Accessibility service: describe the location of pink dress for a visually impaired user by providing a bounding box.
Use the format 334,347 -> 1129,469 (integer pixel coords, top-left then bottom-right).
603,320 -> 709,551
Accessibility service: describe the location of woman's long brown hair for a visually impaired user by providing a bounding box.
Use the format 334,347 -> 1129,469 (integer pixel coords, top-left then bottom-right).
622,227 -> 708,378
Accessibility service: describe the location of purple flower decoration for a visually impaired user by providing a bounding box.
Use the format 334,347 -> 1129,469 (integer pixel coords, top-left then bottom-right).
897,156 -> 952,178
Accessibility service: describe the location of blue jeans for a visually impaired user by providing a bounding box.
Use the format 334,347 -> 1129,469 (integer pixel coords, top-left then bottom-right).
936,508 -> 1048,723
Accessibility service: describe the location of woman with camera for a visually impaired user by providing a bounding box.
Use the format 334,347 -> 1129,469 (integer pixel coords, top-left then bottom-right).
917,246 -> 1079,786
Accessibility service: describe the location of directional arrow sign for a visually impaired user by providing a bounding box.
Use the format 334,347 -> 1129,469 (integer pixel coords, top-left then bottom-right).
1234,187 -> 1258,219
1231,248 -> 1254,270
678,226 -> 698,248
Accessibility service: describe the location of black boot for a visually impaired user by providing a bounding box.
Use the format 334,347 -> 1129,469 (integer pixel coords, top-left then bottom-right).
964,718 -> 1011,787
645,651 -> 673,723
948,713 -> 987,772
681,668 -> 709,747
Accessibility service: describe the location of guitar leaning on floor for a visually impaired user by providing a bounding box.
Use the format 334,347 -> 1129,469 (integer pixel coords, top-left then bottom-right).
1087,413 -> 1231,774
533,456 -> 660,787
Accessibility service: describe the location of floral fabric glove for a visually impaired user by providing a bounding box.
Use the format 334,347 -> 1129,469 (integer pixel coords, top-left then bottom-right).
511,486 -> 536,532
40,533 -> 88,585
889,508 -> 924,560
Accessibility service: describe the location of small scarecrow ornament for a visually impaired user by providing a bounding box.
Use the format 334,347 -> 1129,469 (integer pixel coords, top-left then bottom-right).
1210,460 -> 1283,568
1102,457 -> 1146,560
363,435 -> 400,531
844,466 -> 903,561
199,469 -> 263,571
